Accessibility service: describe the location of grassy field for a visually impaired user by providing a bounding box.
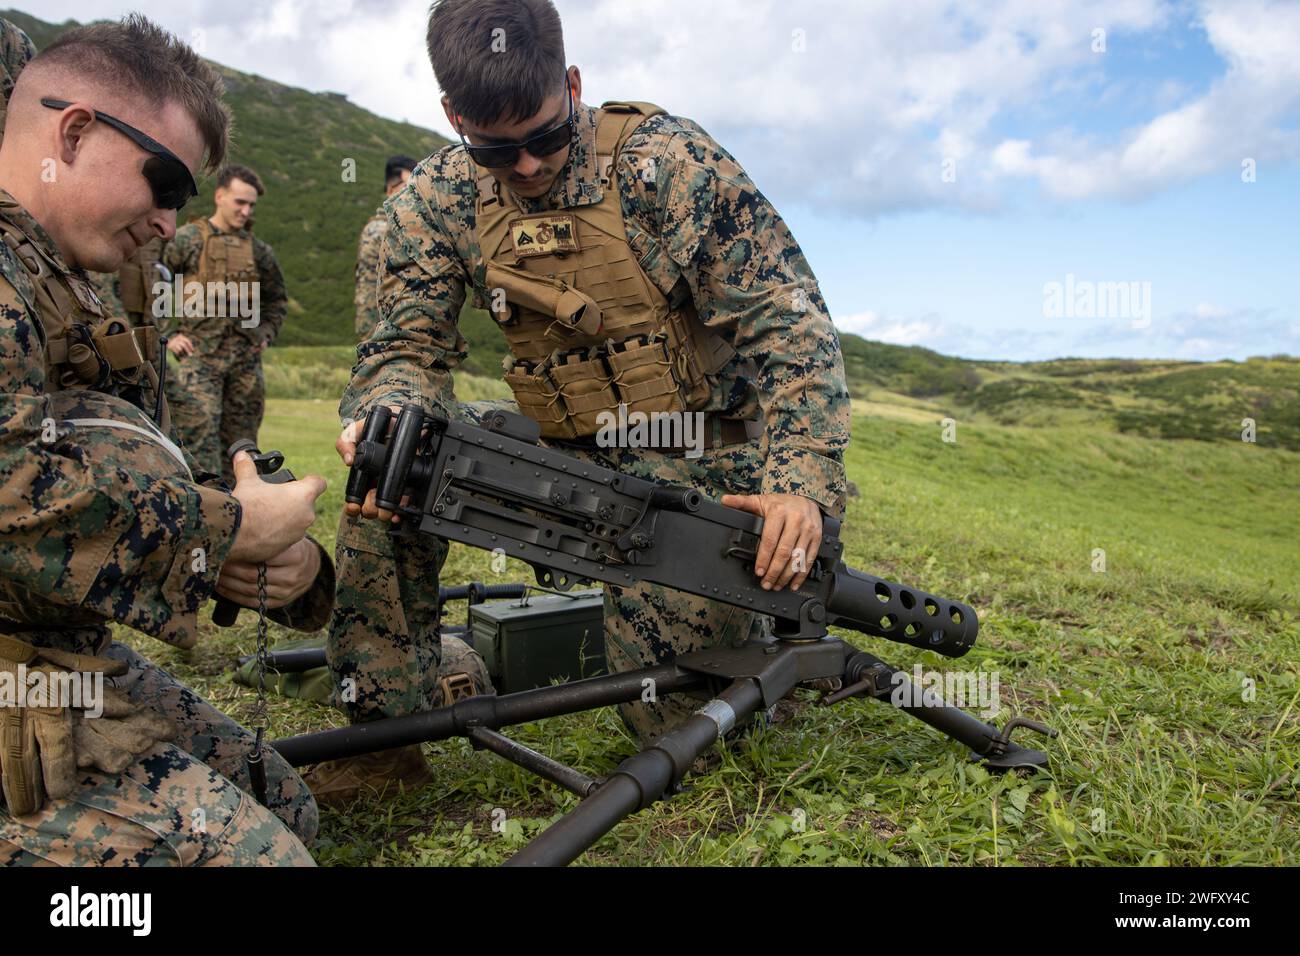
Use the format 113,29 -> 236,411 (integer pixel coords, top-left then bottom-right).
119,371 -> 1300,867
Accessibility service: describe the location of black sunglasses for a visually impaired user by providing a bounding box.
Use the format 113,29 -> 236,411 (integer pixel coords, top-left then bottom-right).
42,97 -> 199,210
458,89 -> 575,169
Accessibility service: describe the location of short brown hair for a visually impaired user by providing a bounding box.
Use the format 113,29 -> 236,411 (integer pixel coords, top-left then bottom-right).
217,164 -> 264,195
34,13 -> 230,172
427,0 -> 566,126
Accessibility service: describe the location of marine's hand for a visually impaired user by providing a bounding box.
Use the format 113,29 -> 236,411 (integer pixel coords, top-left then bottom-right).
167,333 -> 194,358
227,451 -> 327,564
719,492 -> 823,591
216,537 -> 321,608
337,405 -> 402,467
338,405 -> 403,522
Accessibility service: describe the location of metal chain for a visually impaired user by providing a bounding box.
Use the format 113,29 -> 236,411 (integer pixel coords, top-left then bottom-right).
245,562 -> 272,807
251,562 -> 270,730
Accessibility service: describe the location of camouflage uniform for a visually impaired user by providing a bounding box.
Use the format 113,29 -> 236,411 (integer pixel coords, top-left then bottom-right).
163,221 -> 287,484
0,185 -> 322,863
108,237 -> 202,435
341,102 -> 851,742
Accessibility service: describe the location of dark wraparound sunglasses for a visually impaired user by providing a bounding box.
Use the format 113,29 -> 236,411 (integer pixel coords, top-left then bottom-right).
42,98 -> 199,210
458,88 -> 575,169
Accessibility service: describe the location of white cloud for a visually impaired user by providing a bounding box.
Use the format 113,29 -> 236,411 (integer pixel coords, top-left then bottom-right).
991,0 -> 1300,200
836,309 -> 1067,360
27,0 -> 1299,216
834,300 -> 1297,361
837,310 -> 947,347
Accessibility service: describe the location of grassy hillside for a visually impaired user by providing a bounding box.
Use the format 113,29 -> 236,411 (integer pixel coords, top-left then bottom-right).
839,335 -> 1300,451
121,390 -> 1300,866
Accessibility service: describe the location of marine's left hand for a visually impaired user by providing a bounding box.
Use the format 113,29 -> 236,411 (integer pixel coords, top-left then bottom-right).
719,492 -> 823,591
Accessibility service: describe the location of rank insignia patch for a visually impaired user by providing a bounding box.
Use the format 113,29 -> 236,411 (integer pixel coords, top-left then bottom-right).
511,214 -> 580,257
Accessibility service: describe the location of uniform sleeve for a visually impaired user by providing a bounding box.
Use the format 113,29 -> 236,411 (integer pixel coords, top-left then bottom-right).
630,125 -> 851,516
340,173 -> 468,424
354,217 -> 386,341
253,238 -> 287,347
161,232 -> 189,275
0,272 -> 242,648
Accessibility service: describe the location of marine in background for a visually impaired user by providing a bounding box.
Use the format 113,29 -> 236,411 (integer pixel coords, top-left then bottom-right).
163,163 -> 288,483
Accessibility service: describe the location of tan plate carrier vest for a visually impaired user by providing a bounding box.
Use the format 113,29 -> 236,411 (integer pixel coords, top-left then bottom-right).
116,236 -> 165,316
0,200 -> 162,405
475,101 -> 736,441
194,219 -> 257,318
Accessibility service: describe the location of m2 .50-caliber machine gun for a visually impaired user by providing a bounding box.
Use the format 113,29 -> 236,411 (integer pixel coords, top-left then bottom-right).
273,405 -> 1057,866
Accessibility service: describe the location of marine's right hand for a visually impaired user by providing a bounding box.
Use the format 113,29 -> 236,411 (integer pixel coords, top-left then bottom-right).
337,406 -> 402,521
226,451 -> 327,563
166,333 -> 194,358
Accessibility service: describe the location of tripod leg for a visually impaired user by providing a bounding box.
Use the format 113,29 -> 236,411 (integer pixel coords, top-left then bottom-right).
830,652 -> 1053,770
506,677 -> 766,866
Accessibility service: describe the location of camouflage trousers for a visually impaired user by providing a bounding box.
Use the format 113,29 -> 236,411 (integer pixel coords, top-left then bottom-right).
327,400 -> 768,742
0,642 -> 316,867
169,341 -> 265,485
327,512 -> 451,722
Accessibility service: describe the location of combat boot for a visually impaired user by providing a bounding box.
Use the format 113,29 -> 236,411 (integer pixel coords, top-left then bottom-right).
304,637 -> 495,808
303,744 -> 436,808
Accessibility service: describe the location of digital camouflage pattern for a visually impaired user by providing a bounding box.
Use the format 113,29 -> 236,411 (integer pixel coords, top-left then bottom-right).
164,221 -> 288,349
0,192 -> 239,651
341,102 -> 850,740
0,642 -> 315,866
328,197 -> 491,725
354,205 -> 388,340
0,187 -> 324,863
328,513 -> 449,720
163,221 -> 288,483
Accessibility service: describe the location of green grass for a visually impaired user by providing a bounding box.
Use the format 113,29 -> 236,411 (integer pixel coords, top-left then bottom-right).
118,393 -> 1300,866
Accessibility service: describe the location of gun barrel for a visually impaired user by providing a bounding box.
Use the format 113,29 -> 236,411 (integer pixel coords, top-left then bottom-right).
826,565 -> 978,658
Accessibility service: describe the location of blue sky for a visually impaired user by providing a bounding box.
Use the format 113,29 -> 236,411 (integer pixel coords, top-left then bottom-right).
33,0 -> 1300,361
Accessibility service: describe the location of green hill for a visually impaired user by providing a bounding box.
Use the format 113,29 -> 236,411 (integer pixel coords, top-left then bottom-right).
840,339 -> 1300,451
